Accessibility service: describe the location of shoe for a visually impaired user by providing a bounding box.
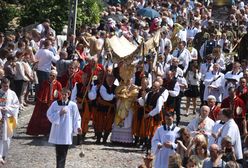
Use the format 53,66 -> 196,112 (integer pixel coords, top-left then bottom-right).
95,132 -> 101,144
102,132 -> 110,144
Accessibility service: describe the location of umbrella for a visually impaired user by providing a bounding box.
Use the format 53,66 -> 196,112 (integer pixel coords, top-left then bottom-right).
137,7 -> 160,18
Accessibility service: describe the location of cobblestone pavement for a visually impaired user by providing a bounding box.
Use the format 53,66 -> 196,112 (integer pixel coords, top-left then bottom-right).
3,99 -> 198,168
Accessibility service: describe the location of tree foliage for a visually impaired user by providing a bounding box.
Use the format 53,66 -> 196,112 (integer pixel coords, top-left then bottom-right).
77,0 -> 104,27
0,0 -> 104,34
0,1 -> 20,32
19,0 -> 69,34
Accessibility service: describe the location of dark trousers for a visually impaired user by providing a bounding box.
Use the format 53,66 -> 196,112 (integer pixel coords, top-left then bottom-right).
36,70 -> 50,90
199,81 -> 205,106
175,92 -> 183,125
14,80 -> 24,98
55,145 -> 69,168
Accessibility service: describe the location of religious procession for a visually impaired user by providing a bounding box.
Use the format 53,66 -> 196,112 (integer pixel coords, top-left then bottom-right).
1,0 -> 248,167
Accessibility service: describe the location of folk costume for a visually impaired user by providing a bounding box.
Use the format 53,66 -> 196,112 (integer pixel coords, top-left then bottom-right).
58,72 -> 82,91
132,88 -> 150,145
163,77 -> 180,116
71,82 -> 97,139
208,105 -> 221,122
27,80 -> 62,135
83,63 -> 104,77
94,80 -> 117,144
137,88 -> 169,139
221,96 -> 246,136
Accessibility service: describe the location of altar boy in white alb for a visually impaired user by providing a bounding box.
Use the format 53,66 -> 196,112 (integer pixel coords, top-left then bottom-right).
47,88 -> 81,168
152,111 -> 180,168
0,78 -> 19,164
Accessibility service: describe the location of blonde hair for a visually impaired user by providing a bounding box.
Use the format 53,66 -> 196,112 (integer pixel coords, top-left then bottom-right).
50,69 -> 58,76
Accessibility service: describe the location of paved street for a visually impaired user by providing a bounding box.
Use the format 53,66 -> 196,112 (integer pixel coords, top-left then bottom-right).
3,98 -> 198,168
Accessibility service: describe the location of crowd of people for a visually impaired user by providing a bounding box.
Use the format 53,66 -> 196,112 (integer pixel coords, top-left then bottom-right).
1,0 -> 248,167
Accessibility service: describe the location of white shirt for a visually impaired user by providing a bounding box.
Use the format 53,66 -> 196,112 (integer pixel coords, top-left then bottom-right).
172,49 -> 191,73
137,90 -> 168,117
0,58 -> 6,68
35,48 -> 59,72
217,119 -> 243,160
168,81 -> 180,97
99,85 -> 115,101
218,39 -> 230,51
200,62 -> 213,81
189,47 -> 198,61
23,61 -> 33,81
177,76 -> 188,92
159,38 -> 172,54
164,64 -> 184,78
187,27 -> 198,39
71,83 -> 97,102
47,101 -> 81,145
177,29 -> 187,43
164,54 -> 173,64
165,17 -> 174,28
186,71 -> 201,86
14,61 -> 29,81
